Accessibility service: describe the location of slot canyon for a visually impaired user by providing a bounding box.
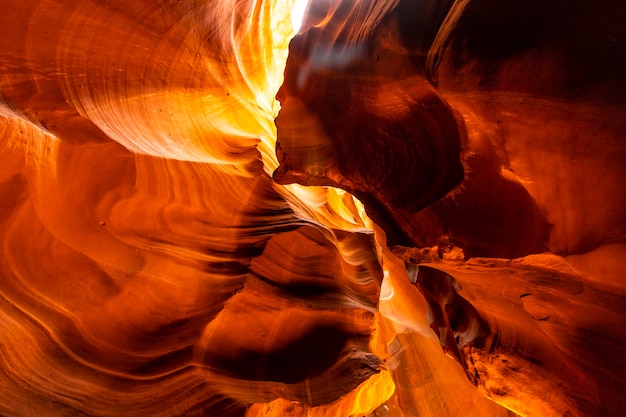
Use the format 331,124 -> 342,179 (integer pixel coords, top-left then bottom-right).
0,0 -> 625,416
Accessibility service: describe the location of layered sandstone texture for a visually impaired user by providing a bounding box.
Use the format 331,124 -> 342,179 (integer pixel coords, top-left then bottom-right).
0,1 -> 624,417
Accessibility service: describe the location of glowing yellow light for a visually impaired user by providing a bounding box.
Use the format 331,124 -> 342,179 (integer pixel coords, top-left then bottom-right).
291,0 -> 309,33
379,269 -> 393,300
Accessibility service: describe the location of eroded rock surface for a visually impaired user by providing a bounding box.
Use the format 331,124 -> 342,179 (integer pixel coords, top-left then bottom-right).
0,1 -> 624,416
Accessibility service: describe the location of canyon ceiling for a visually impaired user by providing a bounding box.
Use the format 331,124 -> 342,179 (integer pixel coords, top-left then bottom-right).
0,0 -> 625,416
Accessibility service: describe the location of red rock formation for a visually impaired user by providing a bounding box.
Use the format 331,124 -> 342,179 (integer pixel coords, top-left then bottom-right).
0,1 -> 624,416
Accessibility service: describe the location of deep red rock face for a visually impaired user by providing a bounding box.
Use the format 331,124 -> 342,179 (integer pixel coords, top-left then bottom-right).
0,1 -> 625,417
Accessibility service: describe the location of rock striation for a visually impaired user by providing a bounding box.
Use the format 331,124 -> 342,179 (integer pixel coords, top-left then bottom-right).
0,1 -> 624,416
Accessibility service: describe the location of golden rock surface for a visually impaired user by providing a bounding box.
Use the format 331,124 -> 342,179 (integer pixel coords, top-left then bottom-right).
0,1 -> 624,416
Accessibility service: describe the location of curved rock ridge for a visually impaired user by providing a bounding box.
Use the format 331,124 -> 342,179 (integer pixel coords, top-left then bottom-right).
1,1 -> 625,417
273,0 -> 626,416
0,0 -> 390,415
273,1 -> 465,245
0,106 -> 388,415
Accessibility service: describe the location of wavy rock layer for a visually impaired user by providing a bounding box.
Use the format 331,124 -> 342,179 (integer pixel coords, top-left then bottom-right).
274,0 -> 626,416
1,1 -> 625,417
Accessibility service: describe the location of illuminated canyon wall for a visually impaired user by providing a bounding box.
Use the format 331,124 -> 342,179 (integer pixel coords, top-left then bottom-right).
1,1 -> 624,416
